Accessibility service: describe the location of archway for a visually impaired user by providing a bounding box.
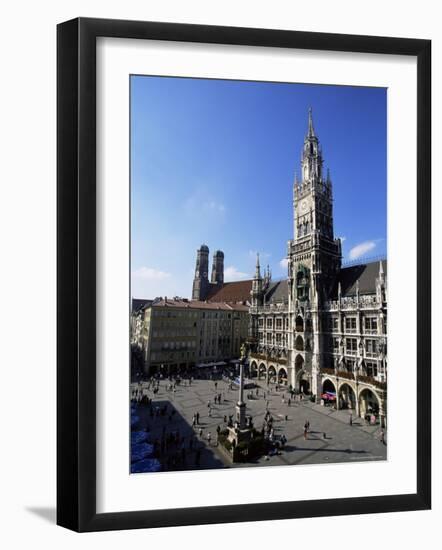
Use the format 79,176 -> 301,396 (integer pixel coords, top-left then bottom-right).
295,315 -> 304,332
322,378 -> 337,394
294,354 -> 304,378
258,363 -> 266,380
295,335 -> 304,351
250,361 -> 258,378
338,383 -> 356,410
359,388 -> 380,419
268,365 -> 277,384
278,367 -> 288,385
298,371 -> 310,394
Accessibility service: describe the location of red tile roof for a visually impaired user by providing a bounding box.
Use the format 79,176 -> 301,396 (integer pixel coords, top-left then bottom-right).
206,280 -> 253,304
152,298 -> 248,312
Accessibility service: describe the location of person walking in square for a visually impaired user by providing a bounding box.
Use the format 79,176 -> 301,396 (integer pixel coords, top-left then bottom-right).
349,413 -> 353,426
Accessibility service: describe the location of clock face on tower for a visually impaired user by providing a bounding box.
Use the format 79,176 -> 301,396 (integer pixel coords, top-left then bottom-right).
301,200 -> 308,212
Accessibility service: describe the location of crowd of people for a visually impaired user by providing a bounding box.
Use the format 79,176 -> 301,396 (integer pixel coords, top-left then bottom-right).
130,367 -> 386,472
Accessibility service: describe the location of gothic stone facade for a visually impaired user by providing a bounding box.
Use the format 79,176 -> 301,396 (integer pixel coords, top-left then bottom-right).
248,110 -> 387,426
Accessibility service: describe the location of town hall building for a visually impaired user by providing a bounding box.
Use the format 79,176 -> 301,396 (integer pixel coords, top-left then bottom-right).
246,109 -> 387,427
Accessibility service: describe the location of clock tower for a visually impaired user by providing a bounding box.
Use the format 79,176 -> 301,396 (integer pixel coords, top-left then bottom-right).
287,109 -> 342,397
289,108 -> 342,302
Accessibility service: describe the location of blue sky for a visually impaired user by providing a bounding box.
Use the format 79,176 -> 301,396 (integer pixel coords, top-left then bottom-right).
131,76 -> 386,299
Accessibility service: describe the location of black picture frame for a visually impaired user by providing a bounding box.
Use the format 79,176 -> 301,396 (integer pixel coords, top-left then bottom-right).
57,17 -> 431,532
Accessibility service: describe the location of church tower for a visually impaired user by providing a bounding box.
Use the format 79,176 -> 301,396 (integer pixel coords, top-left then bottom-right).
287,109 -> 342,397
211,250 -> 224,285
192,244 -> 210,300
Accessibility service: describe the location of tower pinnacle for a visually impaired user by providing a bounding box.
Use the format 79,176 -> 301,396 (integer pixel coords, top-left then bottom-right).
255,253 -> 261,279
308,107 -> 315,137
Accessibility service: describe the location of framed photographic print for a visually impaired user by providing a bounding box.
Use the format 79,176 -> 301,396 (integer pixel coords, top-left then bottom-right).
57,17 -> 431,532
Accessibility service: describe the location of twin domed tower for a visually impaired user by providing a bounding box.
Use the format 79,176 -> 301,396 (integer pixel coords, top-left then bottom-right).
192,245 -> 224,301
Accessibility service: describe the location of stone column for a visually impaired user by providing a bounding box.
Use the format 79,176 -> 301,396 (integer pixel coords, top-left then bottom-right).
355,386 -> 361,417
236,362 -> 246,429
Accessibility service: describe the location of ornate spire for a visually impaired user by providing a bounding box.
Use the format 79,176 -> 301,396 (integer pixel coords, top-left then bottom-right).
308,107 -> 315,137
254,253 -> 261,279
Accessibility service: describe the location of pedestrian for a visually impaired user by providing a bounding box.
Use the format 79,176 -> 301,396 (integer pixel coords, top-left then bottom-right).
380,430 -> 385,444
349,414 -> 353,426
323,432 -> 327,439
223,415 -> 227,423
196,412 -> 200,425
303,429 -> 307,440
208,407 -> 212,417
306,420 -> 310,431
199,427 -> 203,438
207,432 -> 212,446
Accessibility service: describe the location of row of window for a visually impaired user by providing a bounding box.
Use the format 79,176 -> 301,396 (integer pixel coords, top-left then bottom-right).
331,337 -> 383,356
152,328 -> 196,338
327,316 -> 383,334
258,317 -> 289,330
151,340 -> 197,351
258,332 -> 288,346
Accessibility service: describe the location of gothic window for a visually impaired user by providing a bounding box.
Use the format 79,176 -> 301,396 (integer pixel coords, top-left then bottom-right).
345,317 -> 357,333
365,361 -> 378,378
258,317 -> 264,328
295,315 -> 304,332
345,338 -> 357,355
276,318 -> 283,330
365,339 -> 378,357
266,318 -> 273,329
364,317 -> 378,334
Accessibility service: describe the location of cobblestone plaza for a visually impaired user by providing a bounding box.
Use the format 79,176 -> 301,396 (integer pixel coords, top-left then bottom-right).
130,375 -> 386,473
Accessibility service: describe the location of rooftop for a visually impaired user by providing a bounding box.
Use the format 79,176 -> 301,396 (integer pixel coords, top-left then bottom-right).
206,279 -> 253,304
152,298 -> 249,312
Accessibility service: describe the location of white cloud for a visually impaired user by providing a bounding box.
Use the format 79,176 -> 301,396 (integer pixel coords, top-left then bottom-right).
224,266 -> 250,282
184,194 -> 226,215
348,241 -> 376,260
248,250 -> 271,260
279,258 -> 289,270
203,200 -> 225,214
132,266 -> 171,280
